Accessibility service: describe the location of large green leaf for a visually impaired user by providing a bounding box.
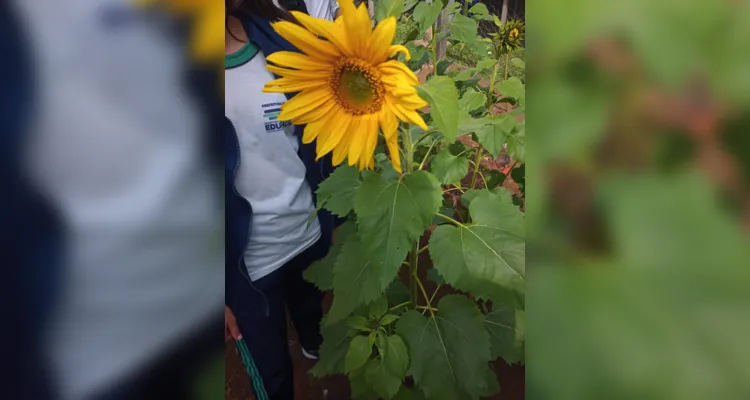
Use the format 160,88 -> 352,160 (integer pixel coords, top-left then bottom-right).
365,334 -> 410,399
311,321 -> 352,377
429,190 -> 525,306
350,170 -> 442,305
418,76 -> 460,141
304,220 -> 356,291
485,307 -> 525,364
430,148 -> 470,184
468,2 -> 493,21
475,114 -> 516,158
396,295 -> 492,400
449,14 -> 478,44
412,0 -> 444,34
316,165 -> 361,217
458,87 -> 486,112
495,77 -> 525,106
327,233 -> 385,322
375,0 -> 405,21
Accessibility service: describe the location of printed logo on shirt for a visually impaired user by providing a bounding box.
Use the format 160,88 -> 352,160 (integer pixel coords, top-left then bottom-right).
263,102 -> 293,132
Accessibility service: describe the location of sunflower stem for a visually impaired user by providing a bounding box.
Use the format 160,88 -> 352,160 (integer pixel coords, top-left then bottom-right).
430,24 -> 439,75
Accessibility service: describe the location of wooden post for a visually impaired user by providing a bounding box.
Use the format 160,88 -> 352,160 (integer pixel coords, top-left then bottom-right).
435,0 -> 455,60
500,0 -> 509,25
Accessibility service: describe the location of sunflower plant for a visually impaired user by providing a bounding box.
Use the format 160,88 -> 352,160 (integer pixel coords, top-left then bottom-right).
267,1 -> 526,398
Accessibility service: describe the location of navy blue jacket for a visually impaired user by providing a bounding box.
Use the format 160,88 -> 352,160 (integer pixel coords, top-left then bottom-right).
224,14 -> 340,306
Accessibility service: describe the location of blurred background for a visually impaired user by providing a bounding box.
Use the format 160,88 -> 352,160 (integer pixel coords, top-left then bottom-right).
526,0 -> 750,399
2,0 -> 224,399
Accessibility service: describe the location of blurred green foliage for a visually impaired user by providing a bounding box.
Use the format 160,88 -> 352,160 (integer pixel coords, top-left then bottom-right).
528,0 -> 750,399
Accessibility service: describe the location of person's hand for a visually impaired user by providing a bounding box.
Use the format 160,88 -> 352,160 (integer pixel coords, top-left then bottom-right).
225,306 -> 242,342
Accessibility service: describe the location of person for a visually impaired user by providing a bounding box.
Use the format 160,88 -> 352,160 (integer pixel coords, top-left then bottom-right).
8,1 -> 225,399
223,1 -> 344,399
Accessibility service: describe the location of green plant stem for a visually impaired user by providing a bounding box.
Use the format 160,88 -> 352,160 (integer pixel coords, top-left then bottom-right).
412,131 -> 438,148
415,274 -> 436,319
418,137 -> 442,170
435,212 -> 466,227
470,146 -> 484,189
468,161 -> 488,188
501,160 -> 518,187
417,244 -> 429,254
443,186 -> 469,194
431,24 -> 438,75
390,301 -> 412,312
471,61 -> 502,189
402,128 -> 414,174
410,242 -> 420,307
401,127 -> 421,306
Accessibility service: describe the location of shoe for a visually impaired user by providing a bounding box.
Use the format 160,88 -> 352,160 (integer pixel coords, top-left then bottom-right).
301,347 -> 320,360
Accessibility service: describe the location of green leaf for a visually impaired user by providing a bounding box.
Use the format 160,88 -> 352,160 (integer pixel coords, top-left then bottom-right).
369,296 -> 389,318
317,166 -> 361,217
417,76 -> 460,141
468,3 -> 493,20
403,0 -> 419,12
458,87 -> 486,112
427,268 -> 445,286
510,57 -> 526,70
396,295 -> 492,399
375,0 -> 405,21
476,57 -> 497,73
495,77 -> 525,105
450,67 -> 476,81
304,220 -> 356,291
347,316 -> 371,332
479,367 -> 501,397
475,114 -> 516,157
412,0 -> 443,34
380,314 -> 399,326
346,335 -> 373,373
350,364 -> 379,400
311,321 -> 352,377
328,234 -> 383,322
430,148 -> 470,184
449,14 -> 478,44
429,191 -> 525,308
506,122 -> 525,163
386,280 -> 411,308
485,307 -> 525,364
349,170 -> 442,313
364,334 -> 409,399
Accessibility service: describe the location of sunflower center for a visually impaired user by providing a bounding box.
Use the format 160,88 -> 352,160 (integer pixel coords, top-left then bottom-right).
330,58 -> 384,115
509,28 -> 520,40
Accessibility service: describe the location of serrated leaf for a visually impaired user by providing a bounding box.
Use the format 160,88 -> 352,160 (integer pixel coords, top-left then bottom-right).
449,14 -> 478,44
458,87 -> 486,112
475,114 -> 516,157
328,234 -> 385,322
429,191 -> 525,308
506,122 -> 525,163
349,171 -> 442,315
495,77 -> 525,105
430,148 -> 470,184
304,220 -> 356,291
311,321 -> 352,377
364,334 -> 410,399
396,295 -> 492,400
485,307 -> 525,364
417,76 -> 459,141
412,0 -> 443,34
347,316 -> 371,331
375,0 -> 405,21
346,335 -> 373,373
317,166 -> 361,217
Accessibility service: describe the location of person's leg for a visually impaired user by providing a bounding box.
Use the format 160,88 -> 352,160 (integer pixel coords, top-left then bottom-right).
227,269 -> 294,400
283,239 -> 328,354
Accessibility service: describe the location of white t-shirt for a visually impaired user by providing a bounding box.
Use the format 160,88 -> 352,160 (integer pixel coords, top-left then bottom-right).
12,1 -> 224,399
304,0 -> 340,21
225,46 -> 321,282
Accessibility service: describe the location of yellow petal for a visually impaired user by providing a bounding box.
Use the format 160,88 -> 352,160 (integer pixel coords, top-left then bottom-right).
264,78 -> 327,93
348,4 -> 372,57
332,125 -> 354,166
395,93 -> 429,109
392,102 -> 428,131
278,88 -> 334,122
379,60 -> 419,85
266,51 -> 332,70
266,65 -> 332,80
366,17 -> 396,65
359,115 -> 380,170
347,116 -> 367,166
389,45 -> 411,61
302,122 -> 321,144
270,21 -> 341,60
316,108 -> 350,159
385,130 -> 402,173
290,11 -> 353,56
379,103 -> 399,140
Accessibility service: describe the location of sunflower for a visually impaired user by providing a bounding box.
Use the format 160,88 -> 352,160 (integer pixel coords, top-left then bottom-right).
262,1 -> 428,173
